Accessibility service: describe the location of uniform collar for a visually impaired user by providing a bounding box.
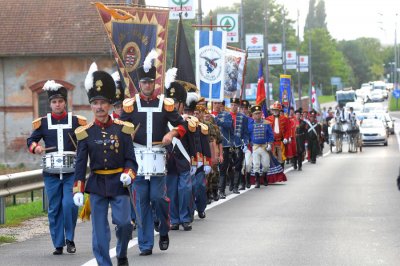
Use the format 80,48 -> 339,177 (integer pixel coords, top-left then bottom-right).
139,92 -> 158,101
51,111 -> 67,120
94,116 -> 113,128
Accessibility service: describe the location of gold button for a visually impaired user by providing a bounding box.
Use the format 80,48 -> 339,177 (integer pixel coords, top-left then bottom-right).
102,127 -> 105,130
104,150 -> 107,154
104,159 -> 107,162
103,135 -> 106,138
105,167 -> 108,170
104,143 -> 106,146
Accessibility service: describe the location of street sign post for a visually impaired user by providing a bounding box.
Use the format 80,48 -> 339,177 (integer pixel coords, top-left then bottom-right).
217,14 -> 239,43
169,0 -> 195,20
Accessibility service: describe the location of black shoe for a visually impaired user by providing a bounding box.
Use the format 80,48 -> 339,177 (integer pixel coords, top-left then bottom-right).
218,191 -> 226,199
298,167 -> 302,171
239,185 -> 245,190
53,247 -> 63,255
140,250 -> 152,256
229,184 -> 234,192
170,224 -> 179,230
212,191 -> 219,201
154,221 -> 160,232
207,197 -> 212,204
263,175 -> 269,186
182,222 -> 192,231
159,234 -> 169,251
66,240 -> 76,253
293,163 -> 297,170
311,161 -> 316,164
117,257 -> 129,266
198,211 -> 206,219
132,220 -> 137,231
232,188 -> 240,194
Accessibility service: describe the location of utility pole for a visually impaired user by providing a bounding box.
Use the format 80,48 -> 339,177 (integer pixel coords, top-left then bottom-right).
297,9 -> 302,107
197,0 -> 202,25
395,14 -> 398,89
308,30 -> 312,111
240,0 -> 245,50
282,9 -> 286,74
264,0 -> 270,108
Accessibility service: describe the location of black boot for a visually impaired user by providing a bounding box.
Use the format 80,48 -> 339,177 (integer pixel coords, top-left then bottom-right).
233,172 -> 240,194
255,173 -> 260,188
263,173 -> 269,186
207,191 -> 212,204
292,157 -> 297,170
229,175 -> 234,192
246,173 -> 251,188
212,189 -> 219,201
239,173 -> 246,190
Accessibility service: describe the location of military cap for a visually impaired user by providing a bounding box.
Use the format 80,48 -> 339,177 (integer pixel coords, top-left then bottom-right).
137,49 -> 158,82
251,105 -> 262,113
42,80 -> 68,102
85,63 -> 116,103
230,98 -> 240,104
241,100 -> 250,108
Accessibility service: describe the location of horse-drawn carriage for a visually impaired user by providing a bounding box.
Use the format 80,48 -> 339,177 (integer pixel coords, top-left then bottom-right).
329,118 -> 362,153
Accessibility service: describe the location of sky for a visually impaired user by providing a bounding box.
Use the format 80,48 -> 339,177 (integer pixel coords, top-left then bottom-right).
145,0 -> 400,45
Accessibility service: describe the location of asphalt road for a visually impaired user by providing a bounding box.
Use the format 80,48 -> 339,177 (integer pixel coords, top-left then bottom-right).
1,113 -> 400,265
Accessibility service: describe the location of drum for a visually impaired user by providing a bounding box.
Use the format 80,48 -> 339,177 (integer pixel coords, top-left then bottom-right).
42,152 -> 76,174
134,147 -> 167,177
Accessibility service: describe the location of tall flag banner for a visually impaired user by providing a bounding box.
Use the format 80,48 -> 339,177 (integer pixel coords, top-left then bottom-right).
195,30 -> 227,102
311,85 -> 320,113
290,89 -> 297,110
255,59 -> 265,106
173,14 -> 197,91
94,3 -> 170,97
224,46 -> 247,98
279,74 -> 291,113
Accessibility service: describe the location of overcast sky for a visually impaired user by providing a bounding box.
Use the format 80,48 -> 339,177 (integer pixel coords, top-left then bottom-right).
145,0 -> 400,45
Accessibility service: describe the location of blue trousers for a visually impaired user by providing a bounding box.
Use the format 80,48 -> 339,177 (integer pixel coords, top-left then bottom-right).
44,173 -> 78,248
166,170 -> 192,225
133,176 -> 169,252
192,170 -> 207,214
90,193 -> 133,266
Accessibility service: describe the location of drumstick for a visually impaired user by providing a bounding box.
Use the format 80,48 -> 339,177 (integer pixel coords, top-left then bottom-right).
68,133 -> 77,150
152,141 -> 164,145
131,123 -> 140,140
43,146 -> 56,151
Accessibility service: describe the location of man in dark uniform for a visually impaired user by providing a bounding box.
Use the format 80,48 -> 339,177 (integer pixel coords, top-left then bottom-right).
164,81 -> 196,231
305,110 -> 321,164
228,98 -> 249,194
73,63 -> 137,266
111,71 -> 124,120
120,52 -> 187,256
212,101 -> 234,199
27,80 -> 86,255
293,108 -> 307,171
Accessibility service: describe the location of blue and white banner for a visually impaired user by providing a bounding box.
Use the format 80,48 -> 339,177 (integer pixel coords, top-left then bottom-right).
195,30 -> 227,102
279,74 -> 291,113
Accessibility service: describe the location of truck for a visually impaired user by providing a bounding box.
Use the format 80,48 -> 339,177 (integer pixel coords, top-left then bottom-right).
336,88 -> 357,107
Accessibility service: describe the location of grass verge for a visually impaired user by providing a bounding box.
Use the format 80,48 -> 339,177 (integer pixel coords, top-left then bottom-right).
1,200 -> 46,227
389,95 -> 400,111
318,95 -> 335,104
0,235 -> 16,244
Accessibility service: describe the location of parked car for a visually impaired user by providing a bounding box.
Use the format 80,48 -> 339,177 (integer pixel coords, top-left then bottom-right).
360,118 -> 388,146
369,89 -> 385,102
372,81 -> 388,99
363,102 -> 386,113
383,113 -> 395,134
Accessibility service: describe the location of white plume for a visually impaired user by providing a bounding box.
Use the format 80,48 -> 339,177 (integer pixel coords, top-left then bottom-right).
186,92 -> 199,107
111,71 -> 120,82
164,67 -> 177,89
42,80 -> 63,91
143,49 -> 158,73
85,62 -> 98,92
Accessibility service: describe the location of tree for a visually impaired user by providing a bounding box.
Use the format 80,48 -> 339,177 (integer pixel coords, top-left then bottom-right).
315,0 -> 327,29
304,0 -> 316,32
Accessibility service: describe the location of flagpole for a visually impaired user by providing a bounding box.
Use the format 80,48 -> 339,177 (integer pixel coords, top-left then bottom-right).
308,30 -> 312,111
297,9 -> 302,108
264,0 -> 270,108
197,0 -> 202,25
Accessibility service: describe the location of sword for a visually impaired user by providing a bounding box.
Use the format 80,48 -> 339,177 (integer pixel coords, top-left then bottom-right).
127,184 -> 142,228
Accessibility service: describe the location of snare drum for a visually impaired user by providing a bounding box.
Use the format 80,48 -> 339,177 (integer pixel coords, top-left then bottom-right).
42,152 -> 76,174
134,147 -> 167,177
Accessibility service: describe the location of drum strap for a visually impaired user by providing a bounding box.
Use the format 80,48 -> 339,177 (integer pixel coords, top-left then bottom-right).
47,112 -> 72,153
135,94 -> 164,149
168,122 -> 190,163
305,120 -> 318,136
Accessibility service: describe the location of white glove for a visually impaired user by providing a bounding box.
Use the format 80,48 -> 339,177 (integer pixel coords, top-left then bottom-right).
305,142 -> 308,148
204,165 -> 212,175
266,144 -> 272,151
283,138 -> 288,145
197,161 -> 203,168
73,192 -> 84,207
190,166 -> 197,176
242,145 -> 248,153
120,173 -> 132,187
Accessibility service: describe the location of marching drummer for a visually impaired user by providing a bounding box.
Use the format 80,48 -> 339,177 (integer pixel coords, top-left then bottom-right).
120,50 -> 188,256
26,80 -> 87,255
73,63 -> 137,266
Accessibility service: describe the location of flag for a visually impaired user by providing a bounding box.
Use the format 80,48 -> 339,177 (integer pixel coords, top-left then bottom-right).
290,89 -> 297,110
94,3 -> 170,96
173,14 -> 196,90
279,74 -> 291,113
256,59 -> 265,106
311,85 -> 320,113
224,47 -> 247,98
195,30 -> 227,102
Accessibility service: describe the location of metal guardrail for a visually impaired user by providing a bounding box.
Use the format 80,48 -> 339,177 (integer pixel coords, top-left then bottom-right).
0,167 -> 90,224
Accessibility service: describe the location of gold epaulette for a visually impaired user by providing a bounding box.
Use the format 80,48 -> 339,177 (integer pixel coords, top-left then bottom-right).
164,97 -> 174,112
75,122 -> 93,141
189,116 -> 199,126
114,119 -> 135,135
76,115 -> 87,126
199,122 -> 209,135
123,97 -> 135,113
32,117 -> 42,130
